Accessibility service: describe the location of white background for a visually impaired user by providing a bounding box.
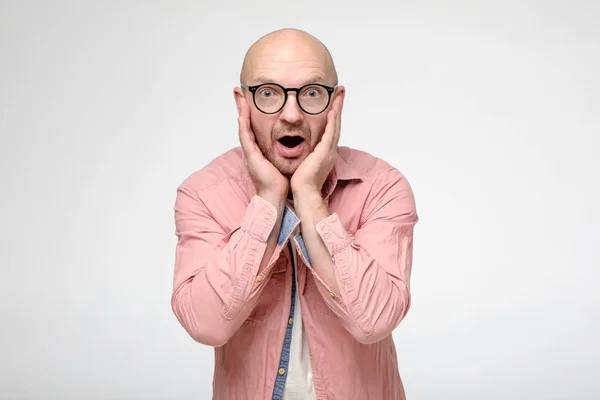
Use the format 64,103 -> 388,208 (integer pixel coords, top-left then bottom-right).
1,1 -> 599,399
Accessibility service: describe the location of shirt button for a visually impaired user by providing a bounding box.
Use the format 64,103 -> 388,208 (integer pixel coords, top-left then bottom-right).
288,317 -> 294,325
329,291 -> 335,298
278,368 -> 286,375
256,275 -> 263,282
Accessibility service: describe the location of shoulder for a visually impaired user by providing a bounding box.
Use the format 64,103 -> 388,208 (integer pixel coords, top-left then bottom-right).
177,147 -> 249,196
338,146 -> 416,204
337,146 -> 409,182
337,147 -> 417,225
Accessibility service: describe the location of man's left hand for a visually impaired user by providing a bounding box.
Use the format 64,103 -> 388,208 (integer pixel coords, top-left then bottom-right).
290,94 -> 344,196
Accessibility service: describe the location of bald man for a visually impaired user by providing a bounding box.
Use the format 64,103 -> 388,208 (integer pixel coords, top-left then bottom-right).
171,29 -> 418,400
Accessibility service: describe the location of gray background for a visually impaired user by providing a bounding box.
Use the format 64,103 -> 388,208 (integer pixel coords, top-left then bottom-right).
1,1 -> 599,399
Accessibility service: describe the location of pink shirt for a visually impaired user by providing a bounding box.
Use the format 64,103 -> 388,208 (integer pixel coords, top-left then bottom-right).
171,146 -> 418,399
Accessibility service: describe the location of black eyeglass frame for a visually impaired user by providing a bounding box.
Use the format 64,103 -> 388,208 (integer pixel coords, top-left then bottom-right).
240,82 -> 337,115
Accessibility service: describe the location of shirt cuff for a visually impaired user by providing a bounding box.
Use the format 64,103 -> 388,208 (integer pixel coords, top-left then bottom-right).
240,195 -> 278,243
315,212 -> 354,258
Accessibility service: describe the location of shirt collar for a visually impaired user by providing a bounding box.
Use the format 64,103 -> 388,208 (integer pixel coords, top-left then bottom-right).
322,153 -> 363,199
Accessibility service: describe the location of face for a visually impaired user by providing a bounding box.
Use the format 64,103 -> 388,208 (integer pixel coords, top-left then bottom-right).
235,39 -> 343,176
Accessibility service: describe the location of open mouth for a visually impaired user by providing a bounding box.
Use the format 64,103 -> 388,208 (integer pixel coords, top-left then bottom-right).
278,136 -> 304,148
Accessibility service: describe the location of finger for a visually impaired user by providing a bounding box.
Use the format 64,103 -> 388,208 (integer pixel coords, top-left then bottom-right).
331,96 -> 343,150
321,107 -> 336,149
238,97 -> 258,157
323,95 -> 341,150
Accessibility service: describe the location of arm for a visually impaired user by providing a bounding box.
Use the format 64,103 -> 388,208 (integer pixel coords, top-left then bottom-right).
294,169 -> 418,344
171,186 -> 285,347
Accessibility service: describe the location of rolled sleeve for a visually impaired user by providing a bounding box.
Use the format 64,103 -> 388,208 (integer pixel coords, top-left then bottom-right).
171,187 -> 280,346
312,169 -> 418,343
316,212 -> 354,257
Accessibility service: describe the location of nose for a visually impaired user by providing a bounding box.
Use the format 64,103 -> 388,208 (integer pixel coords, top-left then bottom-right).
279,92 -> 303,124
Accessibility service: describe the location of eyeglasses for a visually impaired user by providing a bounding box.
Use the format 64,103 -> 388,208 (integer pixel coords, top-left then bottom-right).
241,82 -> 336,115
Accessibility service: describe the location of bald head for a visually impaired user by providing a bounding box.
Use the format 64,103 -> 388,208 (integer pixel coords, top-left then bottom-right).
240,29 -> 338,86
233,29 -> 345,177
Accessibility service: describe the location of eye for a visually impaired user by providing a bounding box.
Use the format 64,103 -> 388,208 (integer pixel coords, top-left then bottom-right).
256,85 -> 283,100
302,86 -> 324,98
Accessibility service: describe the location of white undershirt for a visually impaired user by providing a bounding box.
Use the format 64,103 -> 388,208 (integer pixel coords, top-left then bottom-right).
283,202 -> 316,400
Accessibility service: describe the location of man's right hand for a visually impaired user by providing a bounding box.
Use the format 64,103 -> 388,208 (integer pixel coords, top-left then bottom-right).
237,96 -> 289,204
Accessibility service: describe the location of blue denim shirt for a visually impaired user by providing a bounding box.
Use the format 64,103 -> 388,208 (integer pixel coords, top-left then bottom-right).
271,205 -> 312,399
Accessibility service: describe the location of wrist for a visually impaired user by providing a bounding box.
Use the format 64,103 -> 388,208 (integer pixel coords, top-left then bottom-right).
293,188 -> 328,217
291,184 -> 321,200
257,190 -> 287,211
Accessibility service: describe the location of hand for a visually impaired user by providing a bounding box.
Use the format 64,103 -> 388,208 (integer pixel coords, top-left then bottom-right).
238,96 -> 289,200
290,94 -> 343,195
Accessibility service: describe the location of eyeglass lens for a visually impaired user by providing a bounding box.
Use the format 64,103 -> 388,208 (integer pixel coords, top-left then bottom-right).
254,84 -> 330,114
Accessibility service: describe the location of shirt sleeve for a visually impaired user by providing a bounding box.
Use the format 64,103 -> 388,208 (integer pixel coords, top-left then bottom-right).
313,168 -> 418,344
171,184 -> 280,347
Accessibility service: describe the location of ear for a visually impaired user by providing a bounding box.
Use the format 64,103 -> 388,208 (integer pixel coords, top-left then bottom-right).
233,87 -> 245,115
334,85 -> 346,108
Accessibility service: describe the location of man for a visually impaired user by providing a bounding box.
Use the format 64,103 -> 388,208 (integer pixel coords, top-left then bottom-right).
171,28 -> 418,400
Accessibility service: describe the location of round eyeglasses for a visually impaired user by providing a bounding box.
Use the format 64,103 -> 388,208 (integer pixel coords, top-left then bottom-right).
241,82 -> 336,115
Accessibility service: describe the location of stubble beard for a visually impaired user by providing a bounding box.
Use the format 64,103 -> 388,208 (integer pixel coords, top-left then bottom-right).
256,122 -> 313,177
258,140 -> 302,177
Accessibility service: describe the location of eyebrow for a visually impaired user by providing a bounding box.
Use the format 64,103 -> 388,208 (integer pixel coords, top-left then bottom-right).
253,74 -> 329,86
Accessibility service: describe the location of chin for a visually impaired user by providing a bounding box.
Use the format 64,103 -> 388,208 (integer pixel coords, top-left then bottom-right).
273,157 -> 302,177
277,164 -> 299,177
